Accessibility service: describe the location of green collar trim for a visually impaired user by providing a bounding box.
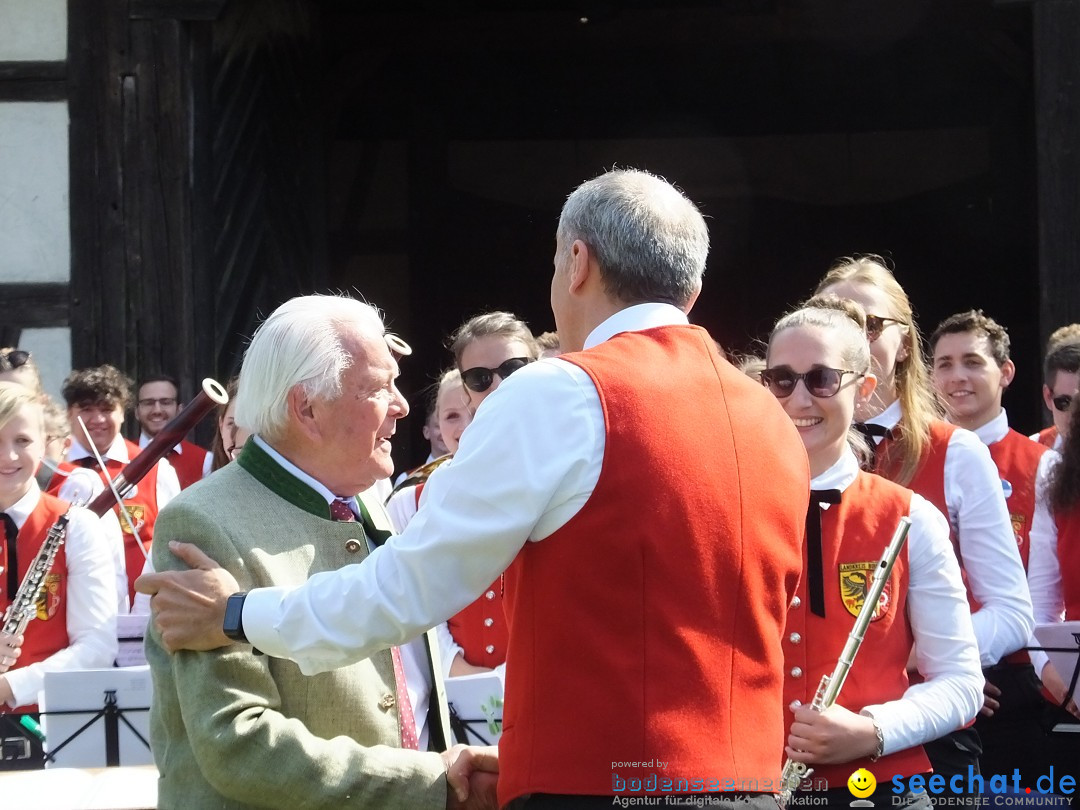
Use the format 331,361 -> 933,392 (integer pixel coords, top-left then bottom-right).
235,439 -> 334,520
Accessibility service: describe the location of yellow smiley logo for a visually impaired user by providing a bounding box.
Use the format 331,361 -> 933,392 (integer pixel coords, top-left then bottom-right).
847,768 -> 877,798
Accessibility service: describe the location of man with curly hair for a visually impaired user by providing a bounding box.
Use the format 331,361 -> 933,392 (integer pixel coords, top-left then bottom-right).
48,364 -> 179,605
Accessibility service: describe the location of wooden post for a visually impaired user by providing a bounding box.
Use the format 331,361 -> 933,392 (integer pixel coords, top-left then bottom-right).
1035,0 -> 1080,345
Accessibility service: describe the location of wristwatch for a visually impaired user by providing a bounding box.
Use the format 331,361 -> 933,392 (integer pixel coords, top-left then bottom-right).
223,592 -> 248,643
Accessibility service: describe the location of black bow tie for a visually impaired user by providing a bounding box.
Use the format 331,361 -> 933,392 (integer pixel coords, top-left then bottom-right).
853,422 -> 892,466
806,489 -> 842,618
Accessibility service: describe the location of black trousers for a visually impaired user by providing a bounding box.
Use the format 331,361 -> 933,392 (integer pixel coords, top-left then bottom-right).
924,727 -> 982,807
976,663 -> 1054,788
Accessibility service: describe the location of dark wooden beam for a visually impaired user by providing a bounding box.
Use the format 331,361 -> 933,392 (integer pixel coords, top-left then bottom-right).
0,61 -> 66,101
1034,0 -> 1080,344
128,0 -> 227,21
0,283 -> 70,328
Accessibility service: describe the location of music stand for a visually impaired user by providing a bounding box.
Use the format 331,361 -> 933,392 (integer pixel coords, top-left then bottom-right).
40,666 -> 153,768
1031,622 -> 1080,734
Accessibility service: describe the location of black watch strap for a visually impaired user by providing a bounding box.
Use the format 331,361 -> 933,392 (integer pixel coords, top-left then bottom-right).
223,592 -> 249,643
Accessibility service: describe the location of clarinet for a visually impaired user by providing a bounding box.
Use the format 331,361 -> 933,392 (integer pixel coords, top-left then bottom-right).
2,514 -> 73,639
778,515 -> 912,808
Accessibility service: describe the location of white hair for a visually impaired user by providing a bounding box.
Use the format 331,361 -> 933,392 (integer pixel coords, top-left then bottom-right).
235,295 -> 385,440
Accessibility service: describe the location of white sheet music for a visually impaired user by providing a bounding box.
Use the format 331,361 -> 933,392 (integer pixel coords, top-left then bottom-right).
1033,621 -> 1080,732
445,671 -> 503,745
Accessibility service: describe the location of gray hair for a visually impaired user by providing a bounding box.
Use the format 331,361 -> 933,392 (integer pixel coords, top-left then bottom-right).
556,168 -> 709,308
235,295 -> 385,440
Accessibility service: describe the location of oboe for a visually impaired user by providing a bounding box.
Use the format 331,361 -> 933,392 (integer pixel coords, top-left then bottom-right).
778,515 -> 912,808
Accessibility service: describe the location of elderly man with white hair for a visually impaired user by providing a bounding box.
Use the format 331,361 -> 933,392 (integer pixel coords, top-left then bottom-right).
142,294 -> 496,810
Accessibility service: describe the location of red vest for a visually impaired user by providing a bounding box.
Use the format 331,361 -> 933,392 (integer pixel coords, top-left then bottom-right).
164,440 -> 209,490
1056,505 -> 1080,621
415,483 -> 509,668
986,428 -> 1049,571
1036,427 -> 1059,449
785,472 -> 929,787
877,420 -> 955,526
447,580 -> 508,669
499,326 -> 809,804
48,439 -> 160,604
1,493 -> 71,713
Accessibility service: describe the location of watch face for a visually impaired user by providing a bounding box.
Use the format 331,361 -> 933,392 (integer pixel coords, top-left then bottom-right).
224,594 -> 245,640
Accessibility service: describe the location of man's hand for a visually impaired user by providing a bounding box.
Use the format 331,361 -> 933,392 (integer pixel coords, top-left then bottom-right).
0,632 -> 23,674
784,703 -> 879,765
980,679 -> 1001,717
134,541 -> 239,652
442,744 -> 498,809
1041,662 -> 1080,720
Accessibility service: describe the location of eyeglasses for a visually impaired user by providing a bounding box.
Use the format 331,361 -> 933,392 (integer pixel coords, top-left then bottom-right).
461,357 -> 533,393
0,350 -> 31,371
1052,394 -> 1074,412
761,366 -> 863,399
138,397 -> 178,408
865,315 -> 905,343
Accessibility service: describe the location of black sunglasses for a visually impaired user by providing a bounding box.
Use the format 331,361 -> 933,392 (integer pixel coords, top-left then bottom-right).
761,366 -> 863,399
0,349 -> 30,372
461,357 -> 533,393
1052,394 -> 1074,413
865,315 -> 904,343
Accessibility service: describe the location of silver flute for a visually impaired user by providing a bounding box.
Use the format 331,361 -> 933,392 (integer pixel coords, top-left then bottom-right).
778,516 -> 912,808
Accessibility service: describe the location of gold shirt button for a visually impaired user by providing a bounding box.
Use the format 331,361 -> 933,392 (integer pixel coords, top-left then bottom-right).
484,618 -> 494,627
379,693 -> 396,710
485,590 -> 495,600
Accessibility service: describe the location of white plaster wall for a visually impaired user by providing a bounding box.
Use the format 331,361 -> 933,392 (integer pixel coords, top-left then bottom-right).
18,326 -> 71,402
0,101 -> 70,283
0,0 -> 66,61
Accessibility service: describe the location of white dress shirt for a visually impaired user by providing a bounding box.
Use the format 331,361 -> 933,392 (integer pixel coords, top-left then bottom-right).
969,409 -> 1059,677
244,303 -> 688,675
252,436 -> 436,749
3,482 -> 119,708
65,435 -> 181,511
812,452 -> 983,755
865,401 -> 1034,667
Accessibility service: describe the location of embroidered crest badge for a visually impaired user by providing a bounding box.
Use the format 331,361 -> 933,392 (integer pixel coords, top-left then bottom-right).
35,572 -> 62,620
839,561 -> 891,620
1010,512 -> 1026,550
118,504 -> 147,535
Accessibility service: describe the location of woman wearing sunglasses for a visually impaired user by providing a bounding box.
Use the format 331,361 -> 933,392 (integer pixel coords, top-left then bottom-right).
815,256 -> 1033,789
386,369 -> 506,683
449,311 -> 539,411
764,297 -> 981,808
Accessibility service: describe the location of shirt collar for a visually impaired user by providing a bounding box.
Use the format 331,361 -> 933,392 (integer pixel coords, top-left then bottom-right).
67,435 -> 130,465
251,435 -> 358,517
139,432 -> 183,454
583,303 -> 690,350
810,449 -> 859,503
865,398 -> 903,433
5,480 -> 42,530
967,408 -> 1009,446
